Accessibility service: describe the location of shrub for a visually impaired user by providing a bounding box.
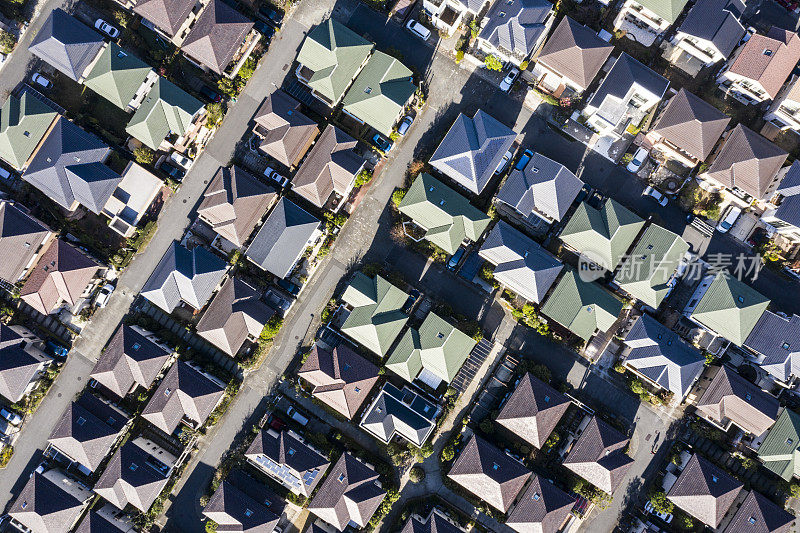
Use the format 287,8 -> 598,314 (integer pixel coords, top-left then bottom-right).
479,418 -> 493,434
389,131 -> 399,141
354,169 -> 373,188
0,444 -> 12,468
205,519 -> 218,532
469,19 -> 479,39
409,466 -> 425,482
441,445 -> 455,463
0,30 -> 16,54
649,490 -> 673,514
205,102 -> 225,127
133,146 -> 155,165
528,363 -> 552,384
260,316 -> 283,341
237,56 -> 257,80
519,60 -> 529,70
790,482 -> 800,498
391,188 -> 407,207
455,50 -> 464,63
484,54 -> 503,71
416,442 -> 434,462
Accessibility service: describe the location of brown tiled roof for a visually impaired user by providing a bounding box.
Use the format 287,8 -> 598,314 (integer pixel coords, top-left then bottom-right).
507,475 -> 575,533
182,0 -> 253,75
133,0 -> 197,37
292,125 -> 363,208
9,471 -> 89,532
667,453 -> 743,527
496,373 -> 570,449
0,201 -> 51,285
562,416 -> 633,494
727,27 -> 800,99
202,478 -> 280,532
254,91 -> 319,168
0,325 -> 47,403
400,509 -> 465,533
536,16 -> 614,91
723,490 -> 794,533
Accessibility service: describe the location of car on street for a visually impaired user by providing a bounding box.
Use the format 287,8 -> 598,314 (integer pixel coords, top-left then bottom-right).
93,283 -> 115,308
200,85 -> 223,102
254,20 -> 275,40
716,205 -> 742,233
515,149 -> 533,170
397,115 -> 414,136
626,146 -> 648,173
95,19 -> 120,39
447,247 -> 466,271
264,166 -> 289,189
258,3 -> 284,26
0,408 -> 22,426
170,151 -> 192,169
644,501 -> 673,523
372,134 -> 393,152
31,73 -> 52,90
159,160 -> 186,181
495,149 -> 513,174
406,19 -> 431,41
642,186 -> 668,206
276,278 -> 300,297
500,68 -> 520,92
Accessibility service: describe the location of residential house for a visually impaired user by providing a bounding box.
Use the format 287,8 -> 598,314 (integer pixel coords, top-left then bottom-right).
669,0 -> 746,68
685,272 -> 770,347
298,344 -> 379,419
141,241 -> 227,314
385,311 -> 476,388
182,0 -> 255,76
307,452 -> 385,532
477,0 -> 555,67
197,277 -> 274,357
430,110 -> 516,195
717,26 -> 800,105
245,428 -> 331,498
20,239 -> 100,315
28,9 -> 104,82
496,151 -> 584,224
495,372 -> 571,448
0,201 -> 53,287
613,0 -> 689,44
202,473 -> 282,532
245,198 -> 321,279
423,0 -> 487,36
532,16 -> 614,96
757,408 -> 800,481
140,360 -> 225,435
126,78 -> 205,151
339,272 -> 409,357
563,416 -> 633,494
723,491 -> 794,533
765,76 -> 800,132
74,505 -> 137,533
295,19 -> 373,107
478,221 -> 563,303
198,165 -> 278,249
8,469 -> 93,533
762,161 -> 800,243
252,91 -> 319,168
398,173 -> 490,255
559,199 -> 644,272
582,53 -> 669,137
360,382 -> 439,448
506,476 -> 575,533
0,91 -> 59,171
83,43 -> 157,112
614,224 -> 689,309
744,310 -> 800,385
134,0 -> 208,45
0,325 -> 51,403
401,508 -> 466,533
645,88 -> 731,168
292,125 -> 365,210
448,434 -> 531,513
621,314 -> 705,400
90,324 -> 172,400
667,453 -> 743,528
101,161 -> 164,238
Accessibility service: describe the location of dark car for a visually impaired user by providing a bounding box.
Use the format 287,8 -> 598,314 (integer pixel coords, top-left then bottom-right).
276,278 -> 300,297
159,160 -> 186,181
200,85 -> 222,102
258,3 -> 284,26
575,183 -> 593,204
45,341 -> 69,359
254,20 -> 275,40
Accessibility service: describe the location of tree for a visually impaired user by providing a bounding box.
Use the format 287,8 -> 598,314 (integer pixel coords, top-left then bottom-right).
469,19 -> 479,39
237,57 -> 256,80
205,102 -> 224,127
0,30 -> 16,54
484,54 -> 503,71
528,363 -> 551,384
260,316 -> 283,341
409,465 -> 425,482
441,445 -> 455,462
790,482 -> 800,498
354,169 -> 373,188
133,146 -> 155,165
391,188 -> 407,207
649,490 -> 674,514
205,519 -> 218,532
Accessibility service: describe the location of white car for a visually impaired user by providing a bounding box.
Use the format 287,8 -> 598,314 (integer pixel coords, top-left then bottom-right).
94,283 -> 115,308
0,408 -> 22,426
643,186 -> 668,206
95,19 -> 120,39
406,19 -> 431,41
644,501 -> 673,524
500,68 -> 520,92
170,151 -> 192,169
31,73 -> 52,89
264,166 -> 289,189
626,146 -> 649,173
716,205 -> 742,233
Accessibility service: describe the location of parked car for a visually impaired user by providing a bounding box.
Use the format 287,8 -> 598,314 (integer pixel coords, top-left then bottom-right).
95,19 -> 120,38
587,190 -> 605,209
258,3 -> 284,26
159,160 -> 186,181
642,186 -> 668,206
170,151 -> 192,169
447,247 -> 466,271
254,19 -> 275,40
514,149 -> 533,170
45,341 -> 69,359
285,406 -> 309,426
575,183 -> 593,204
276,278 -> 300,297
626,146 -> 649,173
372,134 -> 393,152
31,73 -> 52,89
500,68 -> 520,92
0,166 -> 11,181
716,205 -> 742,233
0,408 -> 22,426
397,115 -> 414,136
264,166 -> 289,189
30,461 -> 47,478
644,501 -> 673,523
93,283 -> 115,308
495,149 -> 513,174
264,289 -> 292,317
200,85 -> 223,103
266,412 -> 286,431
406,19 -> 431,41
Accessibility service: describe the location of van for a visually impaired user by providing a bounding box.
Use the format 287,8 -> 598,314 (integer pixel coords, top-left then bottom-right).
0,167 -> 11,181
716,206 -> 742,233
286,406 -> 309,426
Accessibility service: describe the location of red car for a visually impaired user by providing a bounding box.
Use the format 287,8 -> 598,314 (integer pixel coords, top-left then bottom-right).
268,413 -> 286,431
776,0 -> 799,11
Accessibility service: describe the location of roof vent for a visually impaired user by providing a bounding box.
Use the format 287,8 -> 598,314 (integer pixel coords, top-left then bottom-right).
783,342 -> 791,350
245,509 -> 253,517
287,110 -> 293,115
21,501 -> 27,509
531,167 -> 539,173
764,49 -> 773,56
46,157 -> 52,163
787,437 -> 794,445
586,306 -> 593,313
132,343 -> 141,351
646,244 -> 653,250
23,131 -> 29,137
544,395 -> 550,402
74,156 -> 81,163
338,473 -> 345,482
738,296 -> 745,303
364,87 -> 372,94
164,388 -> 172,396
711,474 -> 718,483
499,11 -> 506,17
437,332 -> 444,339
745,393 -> 752,401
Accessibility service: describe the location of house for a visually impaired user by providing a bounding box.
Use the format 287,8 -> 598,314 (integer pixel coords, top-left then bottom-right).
613,0 -> 688,44
744,310 -> 800,385
645,88 -> 731,168
495,372 -> 570,448
298,344 -> 379,419
621,314 -> 705,400
477,0 -> 555,67
90,324 -> 172,400
423,0 -> 486,36
398,173 -> 490,255
245,428 -> 331,497
401,508 -> 466,533
101,161 -> 164,238
339,272 -> 409,357
246,198 -> 321,279
582,53 -> 669,137
717,26 -> 800,105
669,0 -> 746,68
762,161 -> 800,243
202,473 -> 282,532
83,43 -> 157,112
197,277 -> 274,357
8,469 -> 93,533
723,490 -> 794,533
685,272 -> 770,347
28,9 -> 104,82
559,199 -> 644,272
0,91 -> 59,171
360,382 -> 439,448
141,241 -> 227,313
134,0 -> 207,44
45,393 -> 129,475
448,434 -> 531,513
667,453 -> 743,528
562,416 -> 633,494
699,124 -> 788,203
140,360 -> 225,435
23,116 -> 123,215
496,152 -> 583,224
94,436 -> 179,512
295,19 -> 373,107
532,16 -> 614,97
613,224 -> 689,309
20,239 -> 100,315
182,0 -> 255,76
74,505 -> 137,533
126,78 -> 205,151
0,201 -> 53,287
307,452 -> 385,532
765,76 -> 800,132
430,110 -> 516,195
252,91 -> 319,169
385,311 -> 476,388
198,165 -> 278,249
291,125 -> 365,210
0,325 -> 51,403
757,408 -> 800,481
694,365 -> 779,437
506,475 -> 575,533
478,221 -> 563,304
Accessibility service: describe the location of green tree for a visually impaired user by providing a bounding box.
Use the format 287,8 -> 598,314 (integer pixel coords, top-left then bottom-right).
354,169 -> 373,188
133,146 -> 155,165
528,363 -> 551,384
237,57 -> 257,80
260,316 -> 283,341
205,519 -> 218,532
649,490 -> 674,514
205,102 -> 225,127
0,30 -> 16,54
790,481 -> 800,498
441,445 -> 455,462
484,54 -> 503,71
391,188 -> 407,207
409,465 -> 425,482
469,19 -> 479,39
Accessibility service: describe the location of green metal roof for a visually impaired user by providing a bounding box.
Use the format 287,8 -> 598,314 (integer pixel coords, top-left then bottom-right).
126,77 -> 203,151
559,199 -> 644,271
341,272 -> 409,356
84,43 -> 153,110
296,19 -> 373,105
0,92 -> 58,171
637,0 -> 689,24
690,272 -> 770,346
341,51 -> 415,136
541,268 -> 624,341
615,224 -> 689,309
398,173 -> 490,254
758,408 -> 800,481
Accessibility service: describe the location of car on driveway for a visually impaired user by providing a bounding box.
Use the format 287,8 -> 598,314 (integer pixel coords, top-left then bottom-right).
276,278 -> 300,297
447,247 -> 466,271
406,19 -> 431,41
200,85 -> 223,102
500,68 -> 520,92
254,20 -> 275,40
397,115 -> 414,136
159,160 -> 185,181
626,146 -> 649,173
495,149 -> 513,174
644,501 -> 673,523
0,408 -> 22,426
95,19 -> 120,39
716,205 -> 742,233
31,73 -> 52,89
93,283 -> 115,308
45,341 -> 69,359
642,186 -> 668,206
258,3 -> 284,26
515,149 -> 533,170
264,166 -> 289,189
170,151 -> 192,169
372,134 -> 393,152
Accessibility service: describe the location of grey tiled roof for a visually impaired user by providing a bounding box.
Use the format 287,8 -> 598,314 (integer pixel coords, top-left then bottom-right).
745,311 -> 800,383
9,471 -> 89,533
133,0 -> 197,36
696,365 -> 779,436
400,509 -> 465,533
651,88 -> 730,162
772,162 -> 800,228
478,0 -> 553,61
678,0 -> 745,59
536,16 -> 614,90
28,9 -> 104,81
182,0 -> 253,75
667,453 -> 743,527
723,490 -> 794,533
0,325 -> 47,403
563,416 -> 633,494
74,509 -> 133,533
202,478 -> 280,533
292,125 -> 363,208
507,475 -> 575,533
360,383 -> 438,447
587,53 -> 669,117
0,201 -> 50,285
94,439 -> 173,513
496,372 -> 570,448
